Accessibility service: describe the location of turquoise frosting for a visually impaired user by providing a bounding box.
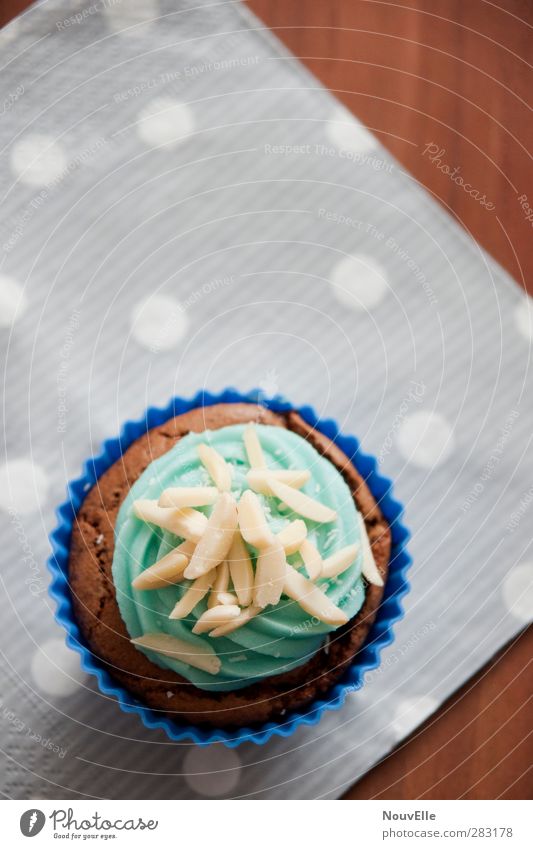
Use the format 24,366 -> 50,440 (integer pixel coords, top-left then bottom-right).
112,424 -> 365,691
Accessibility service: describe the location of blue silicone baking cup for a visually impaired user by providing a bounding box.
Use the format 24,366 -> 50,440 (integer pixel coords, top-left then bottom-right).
48,388 -> 412,747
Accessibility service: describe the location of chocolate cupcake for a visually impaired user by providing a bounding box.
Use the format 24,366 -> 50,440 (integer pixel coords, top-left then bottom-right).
68,402 -> 392,729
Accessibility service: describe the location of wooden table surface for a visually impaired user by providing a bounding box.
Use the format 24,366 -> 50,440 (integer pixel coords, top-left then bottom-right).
3,0 -> 532,800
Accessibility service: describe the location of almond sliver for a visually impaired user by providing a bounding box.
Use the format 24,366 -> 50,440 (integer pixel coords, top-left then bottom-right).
321,544 -> 359,580
213,560 -> 230,593
284,565 -> 348,626
133,499 -> 207,542
247,468 -> 311,496
253,538 -> 287,608
358,512 -> 384,586
237,490 -> 275,549
207,561 -> 231,607
131,632 -> 220,675
243,425 -> 266,469
168,569 -> 215,619
299,538 -> 322,581
227,532 -> 254,606
266,477 -> 337,523
192,604 -> 241,634
184,493 -> 238,579
158,486 -> 218,509
277,519 -> 307,554
132,539 -> 196,590
209,605 -> 261,638
198,444 -> 232,491
209,590 -> 238,608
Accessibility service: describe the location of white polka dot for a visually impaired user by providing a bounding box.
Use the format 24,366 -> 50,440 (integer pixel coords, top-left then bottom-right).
397,410 -> 454,469
31,638 -> 87,697
183,746 -> 242,797
136,97 -> 195,149
514,297 -> 533,342
326,107 -> 378,155
0,459 -> 49,515
131,294 -> 188,351
11,134 -> 67,187
331,253 -> 388,310
104,0 -> 160,36
392,695 -> 439,739
502,562 -> 533,624
0,274 -> 26,326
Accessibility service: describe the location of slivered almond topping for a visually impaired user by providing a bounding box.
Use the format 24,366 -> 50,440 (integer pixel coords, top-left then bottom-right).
284,565 -> 348,626
358,512 -> 384,587
131,633 -> 220,674
207,561 -> 230,607
184,493 -> 238,580
198,443 -> 232,491
276,519 -> 307,554
132,425 -> 370,645
133,499 -> 207,542
299,538 -> 322,581
192,604 -> 241,634
321,544 -> 359,580
132,539 -> 196,590
265,477 -> 337,523
212,591 -> 238,607
209,605 -> 261,638
237,490 -> 275,549
253,538 -> 286,608
246,468 -> 311,496
168,569 -> 215,619
158,486 -> 218,509
214,560 -> 230,590
227,532 -> 254,606
244,425 -> 267,469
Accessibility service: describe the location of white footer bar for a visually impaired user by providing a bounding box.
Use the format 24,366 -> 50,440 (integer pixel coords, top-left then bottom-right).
1,799 -> 529,848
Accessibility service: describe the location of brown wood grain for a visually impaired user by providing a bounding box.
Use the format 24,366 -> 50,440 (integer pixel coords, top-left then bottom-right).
247,0 -> 533,296
344,628 -> 532,800
3,0 -> 532,800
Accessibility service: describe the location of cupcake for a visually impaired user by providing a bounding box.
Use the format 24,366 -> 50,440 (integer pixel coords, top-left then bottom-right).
68,401 -> 392,729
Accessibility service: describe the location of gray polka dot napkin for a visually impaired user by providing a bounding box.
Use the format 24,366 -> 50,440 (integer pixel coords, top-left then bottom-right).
0,0 -> 531,800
